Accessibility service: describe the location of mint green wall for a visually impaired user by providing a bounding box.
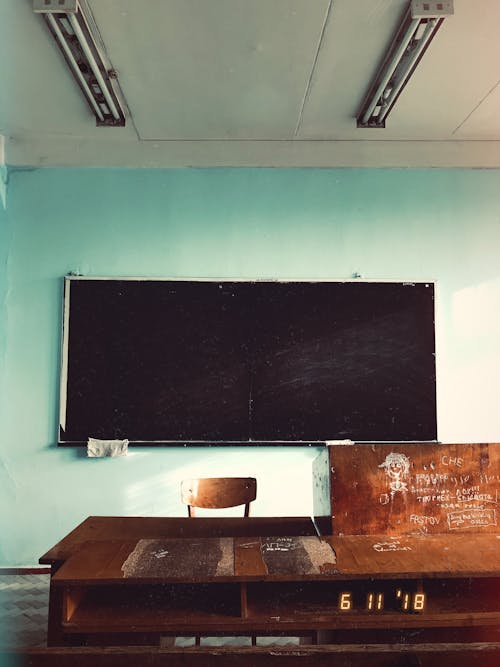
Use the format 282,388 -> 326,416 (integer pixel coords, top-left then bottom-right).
0,203 -> 11,568
1,167 -> 500,566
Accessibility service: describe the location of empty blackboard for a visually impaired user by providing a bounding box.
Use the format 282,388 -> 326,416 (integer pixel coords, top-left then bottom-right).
59,278 -> 436,445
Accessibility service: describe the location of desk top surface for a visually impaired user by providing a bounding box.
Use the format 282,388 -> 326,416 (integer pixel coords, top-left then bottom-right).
51,532 -> 500,585
39,516 -> 318,565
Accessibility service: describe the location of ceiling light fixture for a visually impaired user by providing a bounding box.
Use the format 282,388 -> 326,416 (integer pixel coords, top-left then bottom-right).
357,0 -> 453,128
33,0 -> 126,126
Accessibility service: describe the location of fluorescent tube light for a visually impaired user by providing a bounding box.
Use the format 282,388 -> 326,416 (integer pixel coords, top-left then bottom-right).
357,0 -> 453,128
34,0 -> 126,126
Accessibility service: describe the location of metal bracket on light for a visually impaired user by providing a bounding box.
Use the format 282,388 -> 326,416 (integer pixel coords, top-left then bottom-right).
34,0 -> 126,126
357,0 -> 453,128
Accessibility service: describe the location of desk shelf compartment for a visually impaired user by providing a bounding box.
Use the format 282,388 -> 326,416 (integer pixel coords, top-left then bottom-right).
62,583 -> 242,634
61,577 -> 500,635
242,578 -> 500,631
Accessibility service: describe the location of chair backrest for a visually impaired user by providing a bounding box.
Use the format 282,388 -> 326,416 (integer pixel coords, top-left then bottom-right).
181,477 -> 257,517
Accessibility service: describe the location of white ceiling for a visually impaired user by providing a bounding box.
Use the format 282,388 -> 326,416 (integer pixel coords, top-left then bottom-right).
1,0 -> 500,167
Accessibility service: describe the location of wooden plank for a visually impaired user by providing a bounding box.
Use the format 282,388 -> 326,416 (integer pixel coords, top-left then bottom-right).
235,537 -> 337,578
47,584 -> 65,647
5,643 -> 500,667
234,538 -> 267,577
330,534 -> 500,577
328,443 -> 500,536
53,533 -> 500,583
52,541 -> 136,585
53,539 -> 237,585
61,611 -> 500,635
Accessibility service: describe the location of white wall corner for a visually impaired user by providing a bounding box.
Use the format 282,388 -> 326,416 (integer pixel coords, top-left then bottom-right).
0,135 -> 7,209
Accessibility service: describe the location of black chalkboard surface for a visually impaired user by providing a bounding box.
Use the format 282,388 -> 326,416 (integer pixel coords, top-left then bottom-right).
59,278 -> 436,445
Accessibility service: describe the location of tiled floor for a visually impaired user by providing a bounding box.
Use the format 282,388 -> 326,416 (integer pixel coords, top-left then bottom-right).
0,574 -> 299,649
0,574 -> 50,648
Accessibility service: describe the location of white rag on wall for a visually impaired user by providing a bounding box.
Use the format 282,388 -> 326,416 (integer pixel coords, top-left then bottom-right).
87,437 -> 129,457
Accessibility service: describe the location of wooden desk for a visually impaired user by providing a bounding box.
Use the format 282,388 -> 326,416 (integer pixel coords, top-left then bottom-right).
40,515 -> 318,646
44,527 -> 500,650
39,516 -> 318,570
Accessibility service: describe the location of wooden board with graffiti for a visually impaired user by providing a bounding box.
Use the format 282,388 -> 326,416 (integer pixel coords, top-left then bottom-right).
317,443 -> 500,536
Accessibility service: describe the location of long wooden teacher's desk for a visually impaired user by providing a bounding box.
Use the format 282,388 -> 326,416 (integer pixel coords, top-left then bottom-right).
37,515 -> 500,666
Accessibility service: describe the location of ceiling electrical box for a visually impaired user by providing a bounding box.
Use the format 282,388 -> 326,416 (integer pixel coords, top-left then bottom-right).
33,0 -> 78,13
411,1 -> 454,18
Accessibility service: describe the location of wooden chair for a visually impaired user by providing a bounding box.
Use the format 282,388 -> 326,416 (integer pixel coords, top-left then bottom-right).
181,477 -> 257,517
180,476 -> 257,646
179,477 -> 313,646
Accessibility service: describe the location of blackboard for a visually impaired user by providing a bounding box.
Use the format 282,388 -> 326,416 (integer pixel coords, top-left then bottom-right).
59,278 -> 436,445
